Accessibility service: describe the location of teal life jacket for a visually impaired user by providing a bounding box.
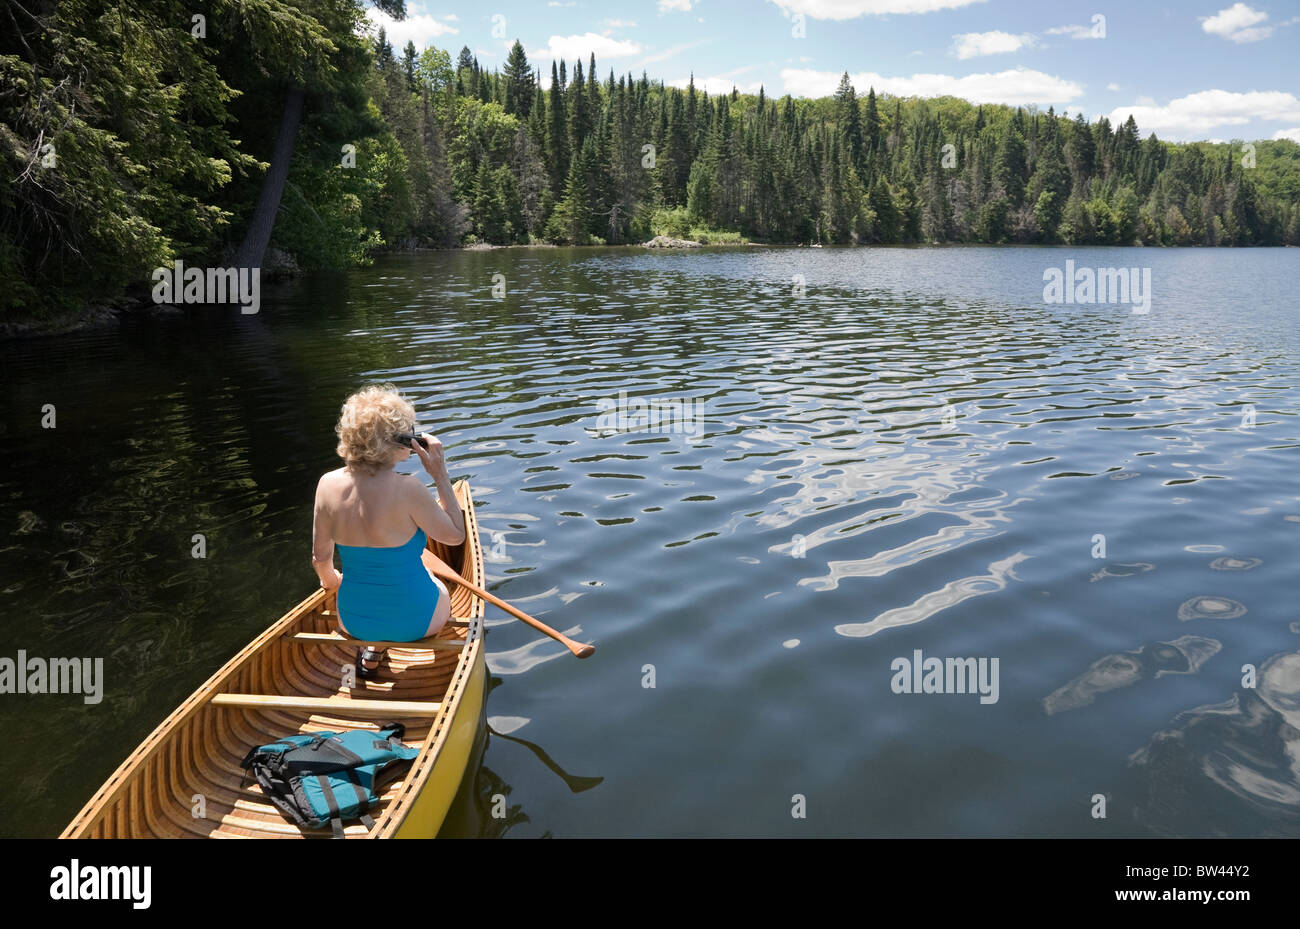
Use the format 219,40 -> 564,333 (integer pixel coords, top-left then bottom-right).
240,723 -> 421,838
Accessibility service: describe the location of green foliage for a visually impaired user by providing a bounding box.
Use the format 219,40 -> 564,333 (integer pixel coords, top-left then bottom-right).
6,17 -> 1300,320
687,225 -> 743,244
544,154 -> 592,244
0,0 -> 256,316
650,207 -> 693,238
1033,191 -> 1060,242
272,144 -> 386,270
686,159 -> 714,221
1058,194 -> 1093,244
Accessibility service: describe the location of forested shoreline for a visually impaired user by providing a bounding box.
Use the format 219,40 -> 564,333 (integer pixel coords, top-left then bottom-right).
4,0 -> 1299,323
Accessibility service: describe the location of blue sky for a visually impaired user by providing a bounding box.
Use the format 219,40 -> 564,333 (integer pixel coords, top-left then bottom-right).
367,0 -> 1300,142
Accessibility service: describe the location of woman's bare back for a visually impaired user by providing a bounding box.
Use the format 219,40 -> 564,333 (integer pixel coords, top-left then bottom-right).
318,467 -> 421,547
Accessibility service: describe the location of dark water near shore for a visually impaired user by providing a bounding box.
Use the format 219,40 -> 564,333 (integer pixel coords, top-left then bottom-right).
1,245 -> 1298,837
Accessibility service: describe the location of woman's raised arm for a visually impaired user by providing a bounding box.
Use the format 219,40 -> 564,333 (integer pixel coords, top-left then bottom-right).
407,434 -> 466,545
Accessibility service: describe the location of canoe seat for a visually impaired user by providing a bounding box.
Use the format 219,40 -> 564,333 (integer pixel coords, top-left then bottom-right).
320,609 -> 469,629
288,630 -> 466,650
210,693 -> 444,716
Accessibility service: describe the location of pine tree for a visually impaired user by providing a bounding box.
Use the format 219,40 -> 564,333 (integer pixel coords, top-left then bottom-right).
993,118 -> 1027,206
869,178 -> 900,242
547,62 -> 569,194
568,60 -> 588,163
457,46 -> 475,79
401,41 -> 418,91
1066,112 -> 1094,194
375,28 -> 394,70
472,159 -> 506,242
835,73 -> 866,181
864,87 -> 882,168
503,41 -> 534,117
545,143 -> 592,243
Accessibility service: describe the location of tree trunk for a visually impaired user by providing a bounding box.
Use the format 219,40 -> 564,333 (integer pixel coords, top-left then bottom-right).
235,83 -> 306,270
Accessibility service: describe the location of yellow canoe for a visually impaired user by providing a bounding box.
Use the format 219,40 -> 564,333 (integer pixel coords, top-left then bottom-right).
60,479 -> 487,838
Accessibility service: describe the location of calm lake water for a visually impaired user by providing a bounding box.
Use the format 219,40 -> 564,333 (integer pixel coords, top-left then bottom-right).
1,245 -> 1297,837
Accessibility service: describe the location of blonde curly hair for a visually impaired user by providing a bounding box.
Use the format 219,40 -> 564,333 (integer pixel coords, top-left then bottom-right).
335,384 -> 417,475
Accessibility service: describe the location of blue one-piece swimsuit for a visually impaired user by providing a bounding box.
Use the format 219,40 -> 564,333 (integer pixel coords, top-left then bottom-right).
336,528 -> 439,641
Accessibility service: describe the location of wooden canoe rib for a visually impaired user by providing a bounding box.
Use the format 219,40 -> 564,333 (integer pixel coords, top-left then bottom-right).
60,480 -> 487,839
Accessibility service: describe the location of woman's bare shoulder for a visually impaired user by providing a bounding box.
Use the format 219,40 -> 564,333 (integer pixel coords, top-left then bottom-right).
397,471 -> 430,494
316,467 -> 350,491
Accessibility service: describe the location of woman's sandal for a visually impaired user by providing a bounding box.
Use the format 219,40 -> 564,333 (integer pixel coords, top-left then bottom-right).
355,647 -> 386,680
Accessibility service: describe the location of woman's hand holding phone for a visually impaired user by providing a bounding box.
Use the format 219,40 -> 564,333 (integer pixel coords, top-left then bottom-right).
412,432 -> 446,478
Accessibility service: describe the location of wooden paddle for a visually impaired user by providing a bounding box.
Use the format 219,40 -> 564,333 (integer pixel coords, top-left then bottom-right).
424,551 -> 595,659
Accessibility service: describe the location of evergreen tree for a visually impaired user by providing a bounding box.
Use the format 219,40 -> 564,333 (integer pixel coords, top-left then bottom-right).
402,41 -> 418,92
547,62 -> 570,195
545,143 -> 592,243
869,178 -> 900,242
503,41 -> 534,117
993,118 -> 1027,206
835,73 -> 866,180
864,87 -> 882,167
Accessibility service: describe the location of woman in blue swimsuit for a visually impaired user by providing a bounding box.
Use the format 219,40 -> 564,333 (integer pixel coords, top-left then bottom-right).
311,385 -> 466,678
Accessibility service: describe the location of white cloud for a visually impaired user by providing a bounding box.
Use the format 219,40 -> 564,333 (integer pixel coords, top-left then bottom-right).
669,74 -> 766,95
1201,4 -> 1272,43
769,0 -> 986,17
638,39 -> 711,67
1218,25 -> 1273,42
1271,127 -> 1300,143
659,0 -> 694,11
364,8 -> 458,47
530,33 -> 643,63
952,30 -> 1035,59
1109,89 -> 1300,140
780,66 -> 1083,106
1106,82 -> 1121,91
668,67 -> 765,96
1045,22 -> 1104,40
604,18 -> 639,27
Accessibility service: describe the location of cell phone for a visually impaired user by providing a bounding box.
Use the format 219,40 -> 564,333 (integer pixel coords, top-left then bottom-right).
391,432 -> 429,449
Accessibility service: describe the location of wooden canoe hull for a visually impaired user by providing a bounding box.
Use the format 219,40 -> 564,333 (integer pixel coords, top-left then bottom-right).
393,646 -> 487,838
60,479 -> 486,839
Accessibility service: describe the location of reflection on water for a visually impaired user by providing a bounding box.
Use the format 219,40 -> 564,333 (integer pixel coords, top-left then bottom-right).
1177,596 -> 1248,621
488,715 -> 531,735
1043,635 -> 1221,715
1089,561 -> 1155,582
486,719 -> 604,795
1209,556 -> 1262,571
833,551 -> 1029,638
486,624 -> 589,674
1128,650 -> 1300,837
1,245 -> 1297,837
442,710 -> 604,838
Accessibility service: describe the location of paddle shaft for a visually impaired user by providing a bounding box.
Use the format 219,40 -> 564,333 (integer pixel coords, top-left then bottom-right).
425,553 -> 595,659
